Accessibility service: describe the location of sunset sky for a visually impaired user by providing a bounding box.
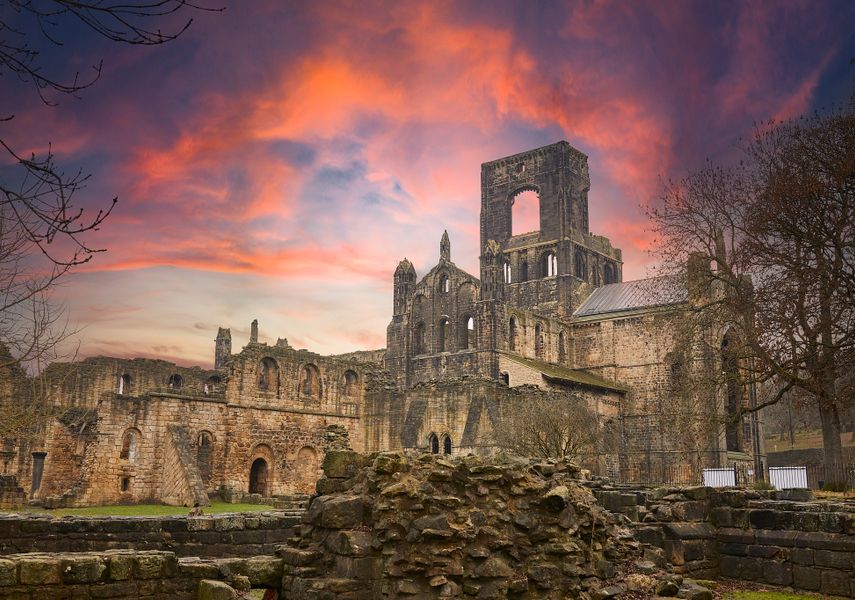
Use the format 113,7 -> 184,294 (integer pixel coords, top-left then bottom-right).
1,1 -> 853,367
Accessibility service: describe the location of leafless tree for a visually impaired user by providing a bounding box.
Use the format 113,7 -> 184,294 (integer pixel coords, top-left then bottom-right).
647,95 -> 855,488
1,1 -> 219,440
492,389 -> 615,464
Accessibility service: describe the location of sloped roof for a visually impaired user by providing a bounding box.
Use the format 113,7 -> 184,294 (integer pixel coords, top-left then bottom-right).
573,277 -> 686,318
498,351 -> 627,393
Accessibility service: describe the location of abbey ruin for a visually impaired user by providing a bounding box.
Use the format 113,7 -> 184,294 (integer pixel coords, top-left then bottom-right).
1,141 -> 766,508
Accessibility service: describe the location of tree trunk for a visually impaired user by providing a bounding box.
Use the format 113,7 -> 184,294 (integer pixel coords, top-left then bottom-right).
819,402 -> 846,490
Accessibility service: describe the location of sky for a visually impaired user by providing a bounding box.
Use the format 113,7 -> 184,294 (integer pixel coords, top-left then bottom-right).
1,0 -> 853,367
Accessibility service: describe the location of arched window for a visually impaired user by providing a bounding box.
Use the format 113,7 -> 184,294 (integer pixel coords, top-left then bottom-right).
413,322 -> 426,355
509,317 -> 517,351
300,364 -> 322,399
428,433 -> 439,454
540,252 -> 557,278
574,248 -> 586,280
438,318 -> 451,352
511,189 -> 540,236
535,323 -> 544,359
520,261 -> 529,282
167,374 -> 182,390
204,375 -> 221,395
344,370 -> 358,396
442,434 -> 452,455
197,431 -> 213,484
558,330 -> 567,365
120,429 -> 139,461
118,373 -> 131,395
438,274 -> 450,294
463,316 -> 475,350
604,262 -> 617,284
503,262 -> 512,284
258,357 -> 279,393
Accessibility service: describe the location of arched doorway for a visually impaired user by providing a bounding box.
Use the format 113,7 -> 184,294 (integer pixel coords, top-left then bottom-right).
249,458 -> 268,495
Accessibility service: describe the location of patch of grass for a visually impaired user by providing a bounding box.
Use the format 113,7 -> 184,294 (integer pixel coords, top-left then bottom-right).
722,592 -> 842,600
3,501 -> 274,518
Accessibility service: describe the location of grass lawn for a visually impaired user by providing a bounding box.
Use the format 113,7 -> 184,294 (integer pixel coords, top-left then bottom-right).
3,501 -> 274,518
721,590 -> 847,600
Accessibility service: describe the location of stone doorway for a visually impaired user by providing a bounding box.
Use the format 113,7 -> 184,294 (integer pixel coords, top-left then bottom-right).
249,458 -> 268,495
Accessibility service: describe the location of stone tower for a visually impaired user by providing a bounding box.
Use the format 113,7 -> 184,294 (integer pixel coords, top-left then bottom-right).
214,327 -> 232,369
479,141 -> 622,318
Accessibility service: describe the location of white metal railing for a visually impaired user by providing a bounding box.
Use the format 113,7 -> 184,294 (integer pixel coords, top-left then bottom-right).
769,466 -> 808,490
702,467 -> 736,487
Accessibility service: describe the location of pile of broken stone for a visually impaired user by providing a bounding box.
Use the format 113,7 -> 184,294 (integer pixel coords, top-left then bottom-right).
279,451 -> 715,599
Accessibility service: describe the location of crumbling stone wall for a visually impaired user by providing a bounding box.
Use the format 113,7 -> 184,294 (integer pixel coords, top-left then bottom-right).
597,484 -> 855,597
281,450 -> 644,599
0,550 -> 282,600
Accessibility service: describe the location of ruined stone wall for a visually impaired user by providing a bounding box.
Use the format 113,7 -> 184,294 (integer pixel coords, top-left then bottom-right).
0,550 -> 283,599
0,512 -> 299,557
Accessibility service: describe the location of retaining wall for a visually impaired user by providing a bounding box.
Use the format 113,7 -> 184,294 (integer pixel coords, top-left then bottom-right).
0,511 -> 299,558
596,486 -> 855,597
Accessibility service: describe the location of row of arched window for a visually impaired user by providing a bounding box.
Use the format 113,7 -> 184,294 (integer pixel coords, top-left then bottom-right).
427,432 -> 453,455
257,357 -> 359,400
413,316 -> 476,355
500,250 -> 617,285
508,317 -> 569,364
117,373 -> 222,395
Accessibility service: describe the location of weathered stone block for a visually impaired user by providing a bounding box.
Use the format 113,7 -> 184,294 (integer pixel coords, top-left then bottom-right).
820,570 -> 851,597
135,552 -> 177,579
334,556 -> 383,580
197,579 -> 237,600
813,549 -> 852,570
791,564 -> 821,591
19,557 -> 61,585
761,560 -> 792,586
326,530 -> 374,557
0,559 -> 16,586
320,496 -> 367,529
61,555 -> 106,583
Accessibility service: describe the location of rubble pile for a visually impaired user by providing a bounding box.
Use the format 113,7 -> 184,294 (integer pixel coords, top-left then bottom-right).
281,451 -> 654,599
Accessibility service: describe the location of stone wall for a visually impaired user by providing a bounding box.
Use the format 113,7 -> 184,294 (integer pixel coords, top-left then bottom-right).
0,511 -> 299,558
596,485 -> 855,597
0,550 -> 282,600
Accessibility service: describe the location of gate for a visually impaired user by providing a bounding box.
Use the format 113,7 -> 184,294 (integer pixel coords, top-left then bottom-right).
702,466 -> 736,487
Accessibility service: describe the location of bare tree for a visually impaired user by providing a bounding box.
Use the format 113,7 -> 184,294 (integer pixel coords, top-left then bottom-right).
492,389 -> 614,464
647,95 -> 855,488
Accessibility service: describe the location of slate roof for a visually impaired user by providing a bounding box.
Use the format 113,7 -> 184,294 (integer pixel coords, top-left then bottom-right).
573,276 -> 686,318
498,351 -> 627,393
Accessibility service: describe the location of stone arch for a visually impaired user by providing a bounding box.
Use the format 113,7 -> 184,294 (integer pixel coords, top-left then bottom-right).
574,247 -> 586,280
413,321 -> 426,355
438,273 -> 450,294
604,262 -> 617,284
300,364 -> 322,399
511,187 -> 540,236
462,315 -> 475,350
196,431 -> 214,484
437,317 -> 451,352
248,443 -> 273,496
519,260 -> 529,282
119,428 -> 141,461
442,433 -> 452,455
540,251 -> 557,278
344,370 -> 358,396
167,373 -> 182,390
428,432 -> 439,454
204,375 -> 221,395
457,281 -> 476,305
258,357 -> 279,394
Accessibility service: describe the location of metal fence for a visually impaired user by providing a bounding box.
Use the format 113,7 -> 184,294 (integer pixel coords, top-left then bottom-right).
702,467 -> 736,487
769,466 -> 808,489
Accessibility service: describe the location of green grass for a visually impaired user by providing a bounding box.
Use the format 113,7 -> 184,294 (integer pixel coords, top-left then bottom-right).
723,592 -> 841,600
2,501 -> 274,518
